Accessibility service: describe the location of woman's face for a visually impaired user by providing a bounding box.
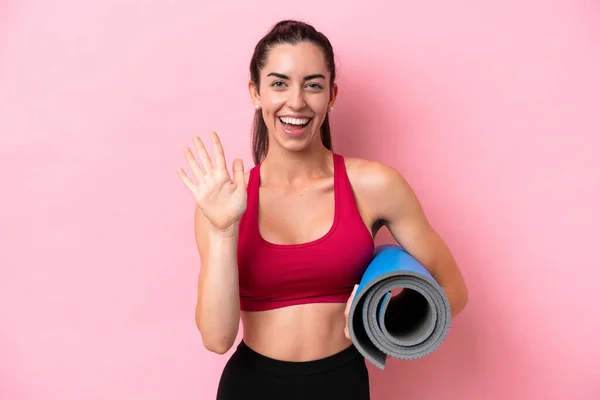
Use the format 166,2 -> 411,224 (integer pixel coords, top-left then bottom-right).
249,41 -> 337,153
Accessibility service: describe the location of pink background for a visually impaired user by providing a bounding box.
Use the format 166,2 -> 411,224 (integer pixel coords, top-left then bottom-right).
1,0 -> 599,399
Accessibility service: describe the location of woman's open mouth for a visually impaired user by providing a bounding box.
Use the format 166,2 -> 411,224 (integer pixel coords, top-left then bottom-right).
278,116 -> 312,137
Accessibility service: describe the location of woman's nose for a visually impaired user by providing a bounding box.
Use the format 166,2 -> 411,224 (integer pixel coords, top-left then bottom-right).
287,87 -> 306,110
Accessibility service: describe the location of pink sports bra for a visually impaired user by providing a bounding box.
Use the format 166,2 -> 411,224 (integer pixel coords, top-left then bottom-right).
236,153 -> 375,312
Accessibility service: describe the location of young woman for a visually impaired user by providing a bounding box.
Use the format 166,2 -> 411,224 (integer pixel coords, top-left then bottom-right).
177,20 -> 469,400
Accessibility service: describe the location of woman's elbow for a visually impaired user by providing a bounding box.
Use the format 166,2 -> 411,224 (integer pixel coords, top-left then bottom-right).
202,336 -> 235,354
453,283 -> 469,317
196,320 -> 236,354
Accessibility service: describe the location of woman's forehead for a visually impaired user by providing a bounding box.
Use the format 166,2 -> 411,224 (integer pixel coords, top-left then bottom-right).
262,42 -> 329,78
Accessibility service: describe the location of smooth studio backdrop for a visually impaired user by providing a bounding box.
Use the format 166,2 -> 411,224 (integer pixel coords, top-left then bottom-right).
1,1 -> 599,399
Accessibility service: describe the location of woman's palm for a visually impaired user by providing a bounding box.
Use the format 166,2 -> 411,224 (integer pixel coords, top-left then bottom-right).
177,132 -> 247,231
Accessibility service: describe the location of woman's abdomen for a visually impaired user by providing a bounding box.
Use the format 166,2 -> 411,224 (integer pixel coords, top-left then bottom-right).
240,302 -> 352,361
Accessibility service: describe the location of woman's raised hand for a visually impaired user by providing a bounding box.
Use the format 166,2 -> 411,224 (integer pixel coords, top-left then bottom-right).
177,132 -> 247,232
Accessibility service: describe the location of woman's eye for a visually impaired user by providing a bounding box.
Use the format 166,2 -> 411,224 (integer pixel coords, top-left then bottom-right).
270,81 -> 322,90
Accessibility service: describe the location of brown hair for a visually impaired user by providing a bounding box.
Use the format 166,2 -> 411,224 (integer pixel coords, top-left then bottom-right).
249,20 -> 336,165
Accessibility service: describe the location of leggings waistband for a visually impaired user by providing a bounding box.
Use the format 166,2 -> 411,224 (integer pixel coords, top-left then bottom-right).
235,340 -> 363,375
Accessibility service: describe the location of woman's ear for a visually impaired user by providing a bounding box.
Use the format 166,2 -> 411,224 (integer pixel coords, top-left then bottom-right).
248,80 -> 260,108
329,83 -> 339,109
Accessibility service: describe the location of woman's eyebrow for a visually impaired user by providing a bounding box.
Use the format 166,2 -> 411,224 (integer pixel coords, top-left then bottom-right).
267,72 -> 326,80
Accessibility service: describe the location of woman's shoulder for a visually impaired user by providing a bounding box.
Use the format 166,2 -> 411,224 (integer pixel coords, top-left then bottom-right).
341,155 -> 424,227
342,155 -> 410,194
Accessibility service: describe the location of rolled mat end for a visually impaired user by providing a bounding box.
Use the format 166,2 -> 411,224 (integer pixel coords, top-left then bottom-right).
348,244 -> 452,370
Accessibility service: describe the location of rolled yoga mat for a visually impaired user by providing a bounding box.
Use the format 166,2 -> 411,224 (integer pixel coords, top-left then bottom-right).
347,244 -> 452,370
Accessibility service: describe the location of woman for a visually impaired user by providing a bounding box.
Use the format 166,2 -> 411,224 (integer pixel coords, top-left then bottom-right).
177,20 -> 468,400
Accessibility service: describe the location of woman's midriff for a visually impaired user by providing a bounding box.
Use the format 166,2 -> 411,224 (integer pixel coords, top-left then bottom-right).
240,302 -> 353,361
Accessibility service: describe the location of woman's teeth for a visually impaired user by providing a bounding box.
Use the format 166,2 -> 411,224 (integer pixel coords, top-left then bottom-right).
279,117 -> 310,126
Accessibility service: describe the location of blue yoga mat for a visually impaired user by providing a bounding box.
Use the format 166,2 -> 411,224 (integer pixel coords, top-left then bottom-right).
347,244 -> 452,370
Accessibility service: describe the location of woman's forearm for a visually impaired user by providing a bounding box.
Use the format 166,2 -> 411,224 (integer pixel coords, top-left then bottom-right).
195,225 -> 241,354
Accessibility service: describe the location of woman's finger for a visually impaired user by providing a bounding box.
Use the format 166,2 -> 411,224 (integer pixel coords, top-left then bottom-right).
344,284 -> 358,339
184,147 -> 204,182
210,131 -> 229,174
344,284 -> 358,317
232,158 -> 245,188
193,136 -> 214,172
176,167 -> 199,196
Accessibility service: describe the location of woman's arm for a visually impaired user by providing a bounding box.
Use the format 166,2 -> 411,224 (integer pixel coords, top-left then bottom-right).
357,161 -> 469,317
194,206 -> 241,354
177,132 -> 247,354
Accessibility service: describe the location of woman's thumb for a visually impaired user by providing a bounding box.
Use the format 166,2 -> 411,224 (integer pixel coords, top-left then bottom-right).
232,158 -> 245,187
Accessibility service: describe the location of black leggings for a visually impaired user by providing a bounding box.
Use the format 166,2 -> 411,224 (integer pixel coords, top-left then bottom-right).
216,340 -> 370,400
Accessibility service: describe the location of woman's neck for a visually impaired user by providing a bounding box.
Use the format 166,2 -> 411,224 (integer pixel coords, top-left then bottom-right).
260,144 -> 333,186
